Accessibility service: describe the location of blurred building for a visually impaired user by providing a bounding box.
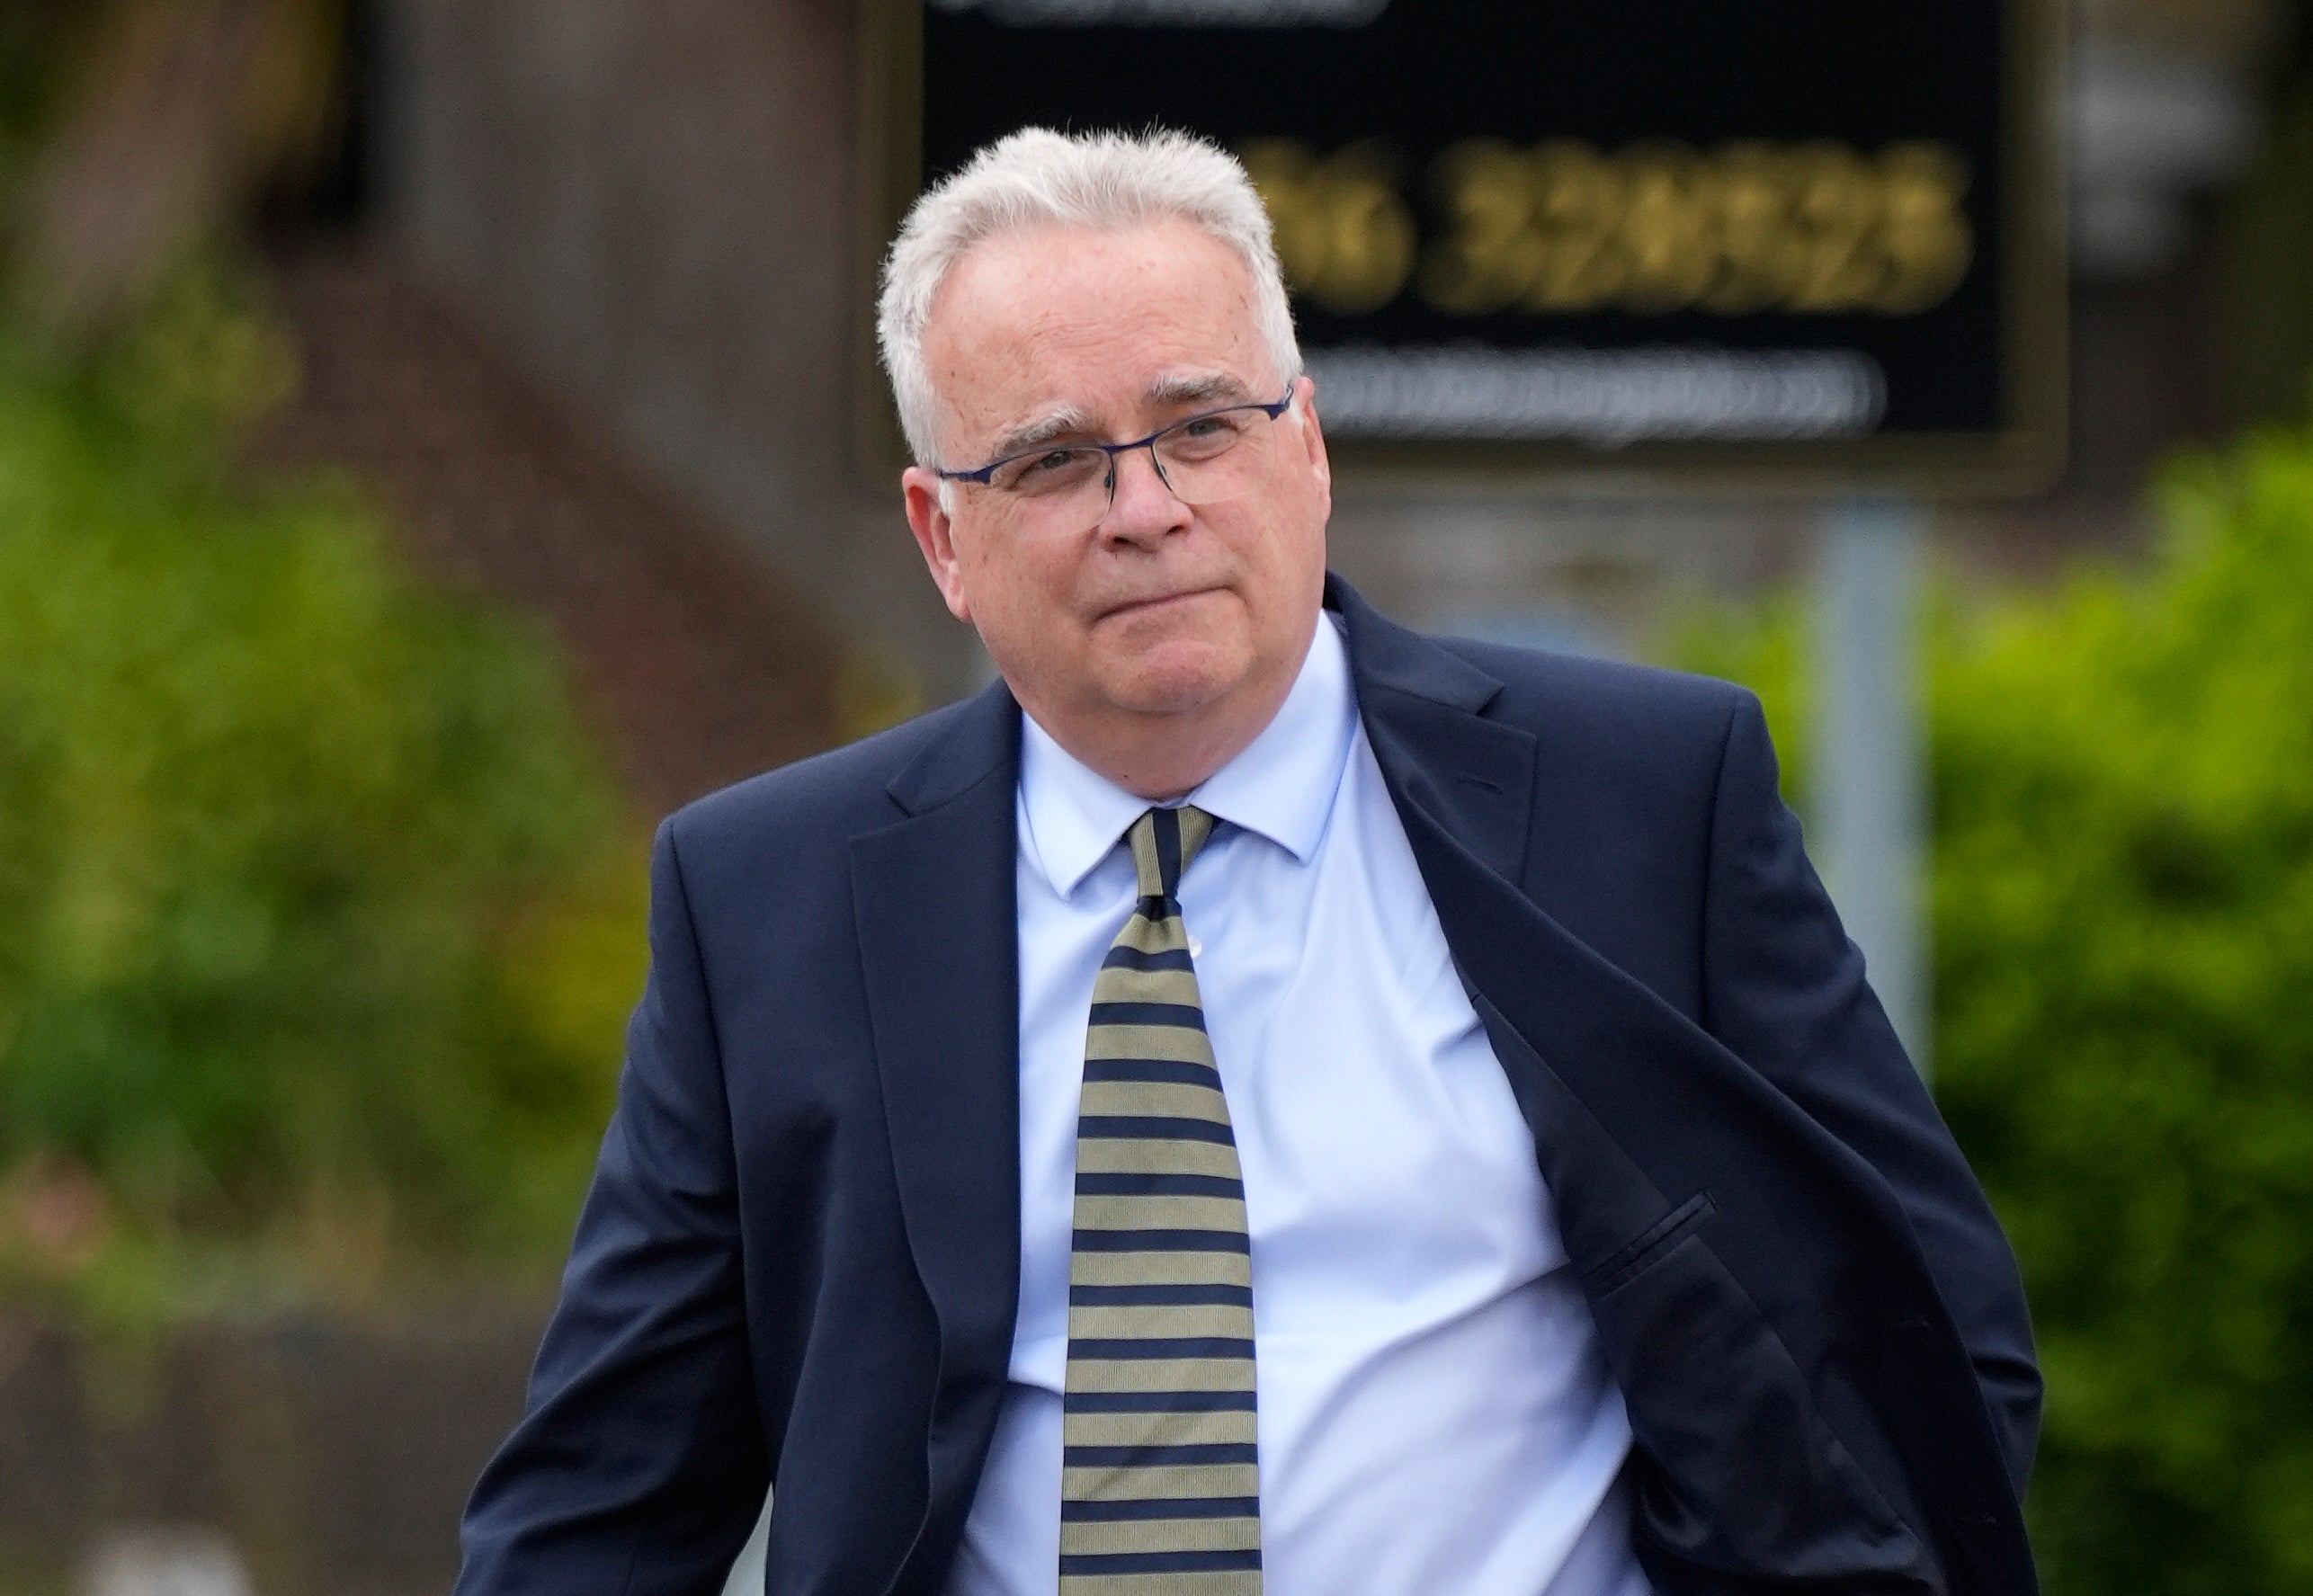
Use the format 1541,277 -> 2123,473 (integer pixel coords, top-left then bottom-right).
256,0 -> 2309,792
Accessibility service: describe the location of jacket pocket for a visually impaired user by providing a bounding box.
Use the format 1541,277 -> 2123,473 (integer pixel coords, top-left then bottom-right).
1581,1190 -> 1717,1298
1585,1204 -> 1930,1590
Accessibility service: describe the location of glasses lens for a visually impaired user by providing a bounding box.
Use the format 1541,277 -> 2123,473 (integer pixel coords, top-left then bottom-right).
989,446 -> 1107,496
1150,406 -> 1272,506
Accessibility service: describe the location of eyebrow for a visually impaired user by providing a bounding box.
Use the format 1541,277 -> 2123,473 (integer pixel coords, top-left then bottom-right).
989,404 -> 1100,460
981,372 -> 1261,461
1146,370 -> 1256,409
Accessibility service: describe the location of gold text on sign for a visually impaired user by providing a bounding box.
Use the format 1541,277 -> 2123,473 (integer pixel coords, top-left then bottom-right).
1241,138 -> 1418,315
1244,138 -> 1974,318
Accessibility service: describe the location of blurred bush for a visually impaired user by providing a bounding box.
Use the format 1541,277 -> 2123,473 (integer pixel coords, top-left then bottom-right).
0,263 -> 643,1325
1674,406 -> 2313,1594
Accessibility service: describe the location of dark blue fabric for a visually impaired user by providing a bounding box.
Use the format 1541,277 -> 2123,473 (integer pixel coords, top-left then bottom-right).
455,575 -> 2040,1596
1100,944 -> 1198,972
1076,1059 -> 1227,1091
1059,1548 -> 1264,1574
1068,1281 -> 1254,1306
1063,1442 -> 1260,1468
1062,1495 -> 1262,1521
1073,1168 -> 1242,1196
1084,1000 -> 1206,1030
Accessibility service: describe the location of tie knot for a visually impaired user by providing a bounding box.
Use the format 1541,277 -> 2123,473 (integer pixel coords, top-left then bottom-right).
1126,806 -> 1215,903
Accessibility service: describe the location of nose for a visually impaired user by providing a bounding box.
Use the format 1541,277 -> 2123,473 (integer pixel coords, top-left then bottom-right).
1099,442 -> 1191,539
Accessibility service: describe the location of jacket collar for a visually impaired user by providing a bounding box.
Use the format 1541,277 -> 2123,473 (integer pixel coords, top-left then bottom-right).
1329,574 -> 1536,886
879,571 -> 1521,824
852,681 -> 1025,1489
1327,570 -> 1505,715
1020,612 -> 1359,896
883,674 -> 1020,817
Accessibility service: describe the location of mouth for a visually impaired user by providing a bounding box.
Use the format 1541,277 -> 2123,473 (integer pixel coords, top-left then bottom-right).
1097,586 -> 1218,622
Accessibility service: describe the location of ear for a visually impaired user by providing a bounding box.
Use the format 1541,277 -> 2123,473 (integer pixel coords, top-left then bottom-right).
1294,375 -> 1334,519
902,466 -> 974,623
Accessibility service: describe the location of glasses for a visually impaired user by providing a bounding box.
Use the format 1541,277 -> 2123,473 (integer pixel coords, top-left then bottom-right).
937,385 -> 1298,525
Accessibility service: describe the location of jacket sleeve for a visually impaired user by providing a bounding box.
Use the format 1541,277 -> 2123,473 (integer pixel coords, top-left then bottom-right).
456,817 -> 769,1596
1699,691 -> 2042,1493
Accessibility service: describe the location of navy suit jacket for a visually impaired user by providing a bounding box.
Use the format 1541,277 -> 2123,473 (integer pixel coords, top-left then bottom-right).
458,575 -> 2041,1596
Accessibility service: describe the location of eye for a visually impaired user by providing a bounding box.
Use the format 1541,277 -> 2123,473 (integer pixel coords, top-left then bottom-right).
1160,411 -> 1251,462
993,447 -> 1102,493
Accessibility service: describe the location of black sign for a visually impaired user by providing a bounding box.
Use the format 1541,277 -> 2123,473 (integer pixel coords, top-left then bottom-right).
864,0 -> 2062,492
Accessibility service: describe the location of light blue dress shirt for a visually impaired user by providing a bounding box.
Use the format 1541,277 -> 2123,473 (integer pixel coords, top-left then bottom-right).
943,617 -> 1651,1596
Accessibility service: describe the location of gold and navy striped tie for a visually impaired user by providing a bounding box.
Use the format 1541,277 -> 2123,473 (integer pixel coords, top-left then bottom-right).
1061,804 -> 1262,1594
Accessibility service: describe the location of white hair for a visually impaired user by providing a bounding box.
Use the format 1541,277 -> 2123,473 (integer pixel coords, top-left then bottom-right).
876,127 -> 1302,468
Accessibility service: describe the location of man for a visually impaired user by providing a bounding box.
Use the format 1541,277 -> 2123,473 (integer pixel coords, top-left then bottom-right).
457,129 -> 2039,1596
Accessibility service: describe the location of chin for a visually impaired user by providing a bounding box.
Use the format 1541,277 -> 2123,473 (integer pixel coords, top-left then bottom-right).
1103,645 -> 1247,718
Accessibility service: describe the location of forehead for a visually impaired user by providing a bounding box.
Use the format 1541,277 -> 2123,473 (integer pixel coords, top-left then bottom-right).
921,218 -> 1271,444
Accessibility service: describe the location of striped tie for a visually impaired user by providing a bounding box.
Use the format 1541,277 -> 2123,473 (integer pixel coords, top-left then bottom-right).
1061,805 -> 1262,1594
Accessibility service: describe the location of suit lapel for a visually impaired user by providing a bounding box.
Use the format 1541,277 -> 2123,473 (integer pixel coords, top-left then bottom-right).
1340,575 -> 1785,1255
1341,575 -> 1802,1248
1332,575 -> 1533,884
852,682 -> 1024,1405
1339,581 -> 1973,1587
1337,577 -> 1674,1261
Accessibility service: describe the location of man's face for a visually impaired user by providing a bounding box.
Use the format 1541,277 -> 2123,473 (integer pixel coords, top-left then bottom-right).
901,218 -> 1331,763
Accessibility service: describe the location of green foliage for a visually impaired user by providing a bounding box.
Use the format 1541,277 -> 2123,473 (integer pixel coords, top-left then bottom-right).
0,264 -> 644,1320
1669,413 -> 2313,1593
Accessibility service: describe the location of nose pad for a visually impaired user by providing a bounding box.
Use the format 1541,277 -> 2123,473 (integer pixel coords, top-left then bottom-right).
1147,447 -> 1180,497
1103,442 -> 1180,515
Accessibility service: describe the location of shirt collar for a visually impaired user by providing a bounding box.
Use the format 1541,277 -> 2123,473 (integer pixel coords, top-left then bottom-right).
1019,612 -> 1357,897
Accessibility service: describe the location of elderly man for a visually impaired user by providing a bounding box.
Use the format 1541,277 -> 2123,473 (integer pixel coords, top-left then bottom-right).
457,129 -> 2040,1596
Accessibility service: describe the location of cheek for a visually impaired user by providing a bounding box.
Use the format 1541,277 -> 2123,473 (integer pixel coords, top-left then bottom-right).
958,533 -> 1081,643
955,526 -> 1027,601
1248,491 -> 1327,593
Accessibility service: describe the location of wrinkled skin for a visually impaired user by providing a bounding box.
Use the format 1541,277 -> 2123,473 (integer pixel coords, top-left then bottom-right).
902,218 -> 1332,799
